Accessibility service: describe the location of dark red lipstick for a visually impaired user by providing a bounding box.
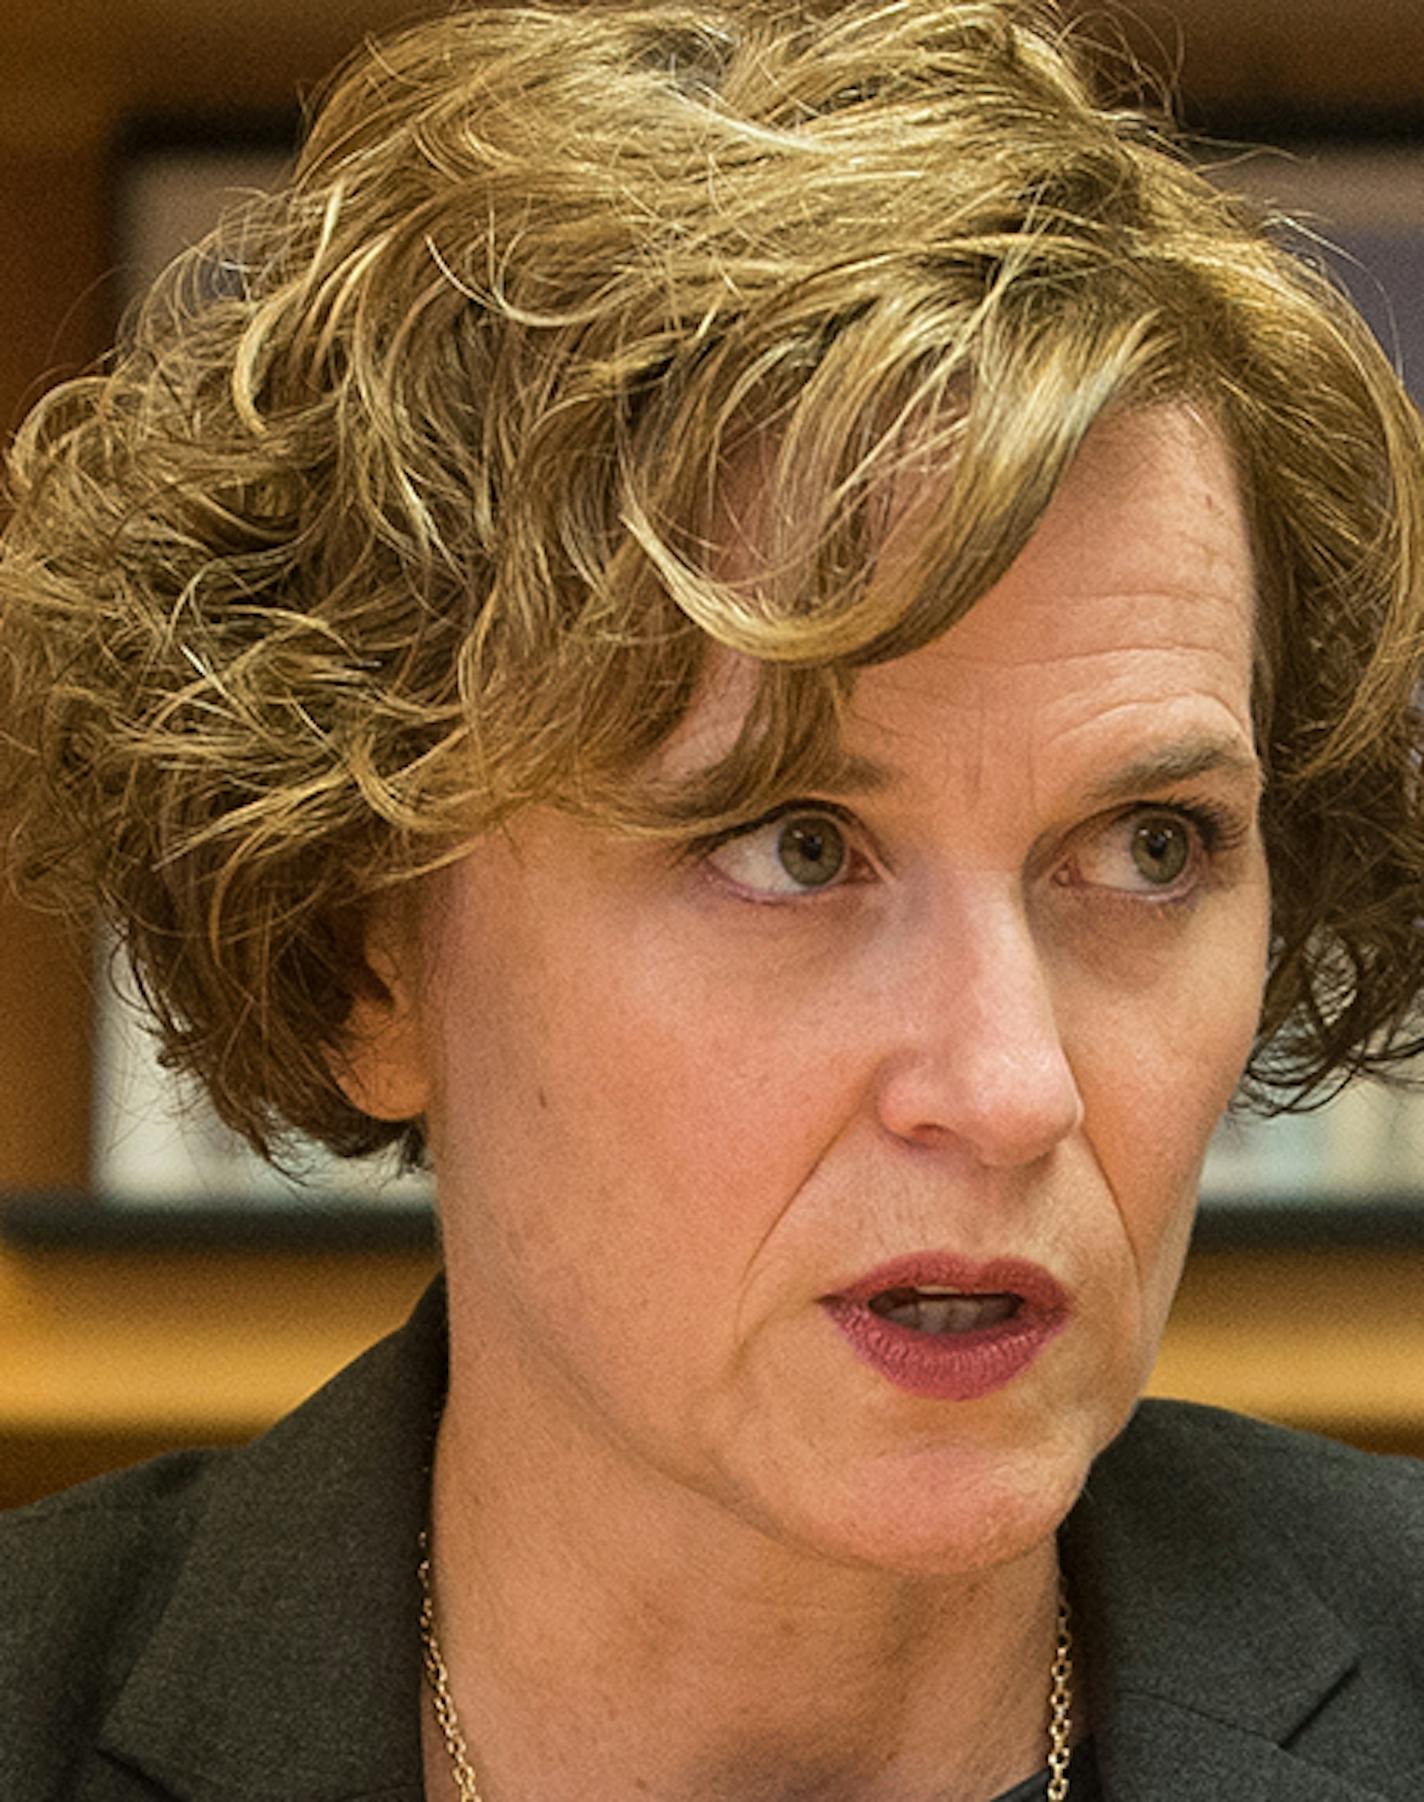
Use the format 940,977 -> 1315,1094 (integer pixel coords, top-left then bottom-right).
821,1254 -> 1069,1401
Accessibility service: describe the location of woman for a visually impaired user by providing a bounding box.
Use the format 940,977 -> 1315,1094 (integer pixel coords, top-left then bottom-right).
4,2 -> 1424,1797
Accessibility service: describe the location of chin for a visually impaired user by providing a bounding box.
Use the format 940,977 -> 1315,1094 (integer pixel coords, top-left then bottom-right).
739,1428 -> 1097,1580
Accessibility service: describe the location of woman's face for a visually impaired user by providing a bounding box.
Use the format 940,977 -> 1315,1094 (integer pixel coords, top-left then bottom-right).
370,406 -> 1270,1577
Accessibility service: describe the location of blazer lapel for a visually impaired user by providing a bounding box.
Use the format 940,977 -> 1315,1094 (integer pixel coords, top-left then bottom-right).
1100,1693 -> 1394,1801
94,1282 -> 449,1802
1063,1400 -> 1393,1802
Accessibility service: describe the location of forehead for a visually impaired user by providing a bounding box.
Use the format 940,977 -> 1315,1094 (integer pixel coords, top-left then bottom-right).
904,405 -> 1254,668
667,404 -> 1257,785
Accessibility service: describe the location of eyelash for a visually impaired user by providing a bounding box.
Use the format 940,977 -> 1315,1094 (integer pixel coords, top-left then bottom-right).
694,799 -> 859,855
691,800 -> 866,874
1151,797 -> 1240,851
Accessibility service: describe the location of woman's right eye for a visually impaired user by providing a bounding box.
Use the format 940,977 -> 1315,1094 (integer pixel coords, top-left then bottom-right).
703,809 -> 858,898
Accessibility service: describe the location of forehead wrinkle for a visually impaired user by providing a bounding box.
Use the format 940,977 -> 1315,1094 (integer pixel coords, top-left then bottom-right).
980,634 -> 1256,740
843,646 -> 999,788
965,688 -> 987,812
941,622 -> 1253,677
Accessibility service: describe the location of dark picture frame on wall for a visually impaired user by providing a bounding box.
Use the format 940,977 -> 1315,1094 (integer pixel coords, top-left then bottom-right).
1192,127 -> 1424,1236
79,116 -> 435,1235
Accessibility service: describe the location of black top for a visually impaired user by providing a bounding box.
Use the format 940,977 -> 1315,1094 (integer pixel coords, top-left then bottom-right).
995,1742 -> 1101,1801
4,1279 -> 1424,1799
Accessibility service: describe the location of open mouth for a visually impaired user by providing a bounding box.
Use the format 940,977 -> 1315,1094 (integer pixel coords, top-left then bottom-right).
820,1256 -> 1068,1400
866,1286 -> 1021,1336
828,1254 -> 1065,1325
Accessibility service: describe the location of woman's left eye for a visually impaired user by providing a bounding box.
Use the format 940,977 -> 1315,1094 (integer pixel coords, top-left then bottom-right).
702,808 -> 861,898
1067,808 -> 1204,897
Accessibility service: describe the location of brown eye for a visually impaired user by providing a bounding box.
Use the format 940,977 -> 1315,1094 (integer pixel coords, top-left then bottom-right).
1131,817 -> 1190,886
776,816 -> 847,888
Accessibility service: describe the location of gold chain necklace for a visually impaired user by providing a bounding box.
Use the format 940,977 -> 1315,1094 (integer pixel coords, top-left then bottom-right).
417,1535 -> 1073,1802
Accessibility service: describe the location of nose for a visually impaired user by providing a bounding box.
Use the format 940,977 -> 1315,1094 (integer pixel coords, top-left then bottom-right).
872,885 -> 1084,1168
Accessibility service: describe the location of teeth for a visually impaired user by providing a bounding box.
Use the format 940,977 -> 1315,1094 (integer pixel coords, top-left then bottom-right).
921,1296 -> 997,1333
868,1287 -> 1019,1334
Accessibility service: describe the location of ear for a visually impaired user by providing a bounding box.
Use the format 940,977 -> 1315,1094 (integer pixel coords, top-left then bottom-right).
330,913 -> 433,1124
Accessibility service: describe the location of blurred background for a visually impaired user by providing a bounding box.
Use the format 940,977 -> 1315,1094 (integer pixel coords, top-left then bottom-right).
4,0 -> 1424,1507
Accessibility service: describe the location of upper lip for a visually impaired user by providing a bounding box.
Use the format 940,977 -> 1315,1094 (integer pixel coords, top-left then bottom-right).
824,1253 -> 1069,1316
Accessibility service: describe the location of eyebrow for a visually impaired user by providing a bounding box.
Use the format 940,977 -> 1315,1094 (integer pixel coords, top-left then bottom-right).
821,734 -> 1262,804
1079,736 -> 1264,808
820,749 -> 895,794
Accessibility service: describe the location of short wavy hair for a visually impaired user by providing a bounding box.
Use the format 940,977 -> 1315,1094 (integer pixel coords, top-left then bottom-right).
4,0 -> 1424,1166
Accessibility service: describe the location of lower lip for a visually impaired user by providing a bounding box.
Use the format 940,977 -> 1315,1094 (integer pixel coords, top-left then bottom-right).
820,1297 -> 1067,1402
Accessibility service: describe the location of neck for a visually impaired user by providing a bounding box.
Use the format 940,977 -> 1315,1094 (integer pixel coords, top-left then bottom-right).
424,1357 -> 1070,1802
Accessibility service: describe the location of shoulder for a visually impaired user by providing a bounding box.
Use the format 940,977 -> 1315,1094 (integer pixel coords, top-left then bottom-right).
0,1446 -> 219,1642
0,1449 -> 226,1790
1070,1405 -> 1424,1782
1099,1398 -> 1424,1599
1110,1397 -> 1424,1514
0,1286 -> 444,1798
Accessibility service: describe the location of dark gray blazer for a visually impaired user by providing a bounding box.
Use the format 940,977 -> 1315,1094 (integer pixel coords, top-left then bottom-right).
5,1280 -> 1424,1800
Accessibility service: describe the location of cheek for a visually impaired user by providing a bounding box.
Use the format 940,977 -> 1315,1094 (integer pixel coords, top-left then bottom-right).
1069,885 -> 1270,1293
424,890 -> 830,1291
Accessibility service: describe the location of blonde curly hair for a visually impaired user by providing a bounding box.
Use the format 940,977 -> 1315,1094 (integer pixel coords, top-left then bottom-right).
4,0 -> 1424,1166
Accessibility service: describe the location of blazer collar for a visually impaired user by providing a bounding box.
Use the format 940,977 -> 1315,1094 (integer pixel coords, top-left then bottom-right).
96,1281 -> 449,1802
1063,1401 -> 1387,1802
